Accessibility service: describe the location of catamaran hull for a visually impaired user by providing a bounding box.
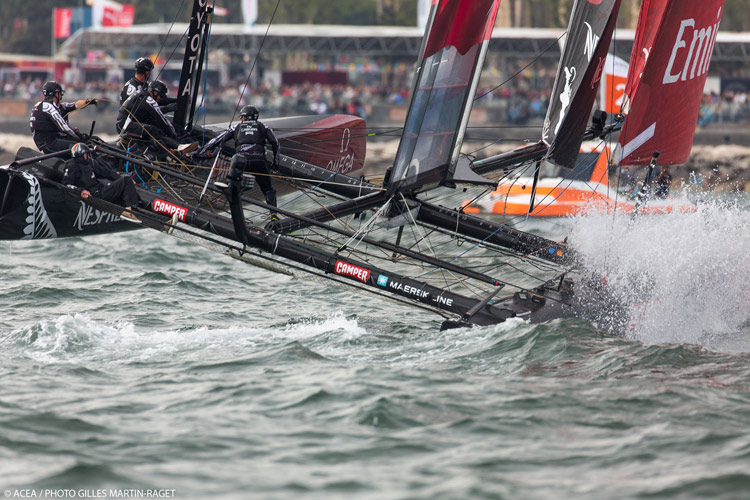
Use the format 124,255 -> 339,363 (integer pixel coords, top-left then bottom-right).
0,114 -> 366,241
0,167 -> 137,240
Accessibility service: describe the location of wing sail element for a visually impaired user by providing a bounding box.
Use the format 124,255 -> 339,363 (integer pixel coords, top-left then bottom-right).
542,0 -> 622,169
621,0 -> 670,113
618,0 -> 725,166
173,0 -> 212,133
386,0 -> 501,196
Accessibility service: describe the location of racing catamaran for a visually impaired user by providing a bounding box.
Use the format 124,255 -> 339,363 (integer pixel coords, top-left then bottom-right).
0,0 -> 725,331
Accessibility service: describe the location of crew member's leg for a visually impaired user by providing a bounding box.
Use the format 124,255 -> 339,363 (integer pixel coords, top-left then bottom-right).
40,137 -> 79,154
99,176 -> 140,209
246,158 -> 277,213
225,154 -> 250,244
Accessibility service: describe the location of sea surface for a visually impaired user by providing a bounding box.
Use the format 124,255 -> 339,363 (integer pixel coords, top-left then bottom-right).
1,193 -> 749,500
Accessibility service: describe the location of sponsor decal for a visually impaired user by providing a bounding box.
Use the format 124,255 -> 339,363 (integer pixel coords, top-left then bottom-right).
74,203 -> 120,231
326,128 -> 356,174
386,279 -> 430,299
384,276 -> 454,307
152,199 -> 188,222
21,172 -> 57,239
334,260 -> 371,283
583,22 -> 600,63
433,294 -> 454,307
554,67 -> 576,136
377,274 -> 389,287
663,8 -> 722,85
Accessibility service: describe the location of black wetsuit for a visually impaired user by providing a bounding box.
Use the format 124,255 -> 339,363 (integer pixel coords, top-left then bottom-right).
116,89 -> 177,145
654,170 -> 672,199
29,99 -> 82,153
200,119 -> 280,243
119,77 -> 146,106
61,156 -> 140,208
200,120 -> 280,204
120,77 -> 177,111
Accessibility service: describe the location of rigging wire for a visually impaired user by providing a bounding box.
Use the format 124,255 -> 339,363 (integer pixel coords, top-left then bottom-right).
474,32 -> 566,102
121,1 -> 189,129
229,0 -> 282,126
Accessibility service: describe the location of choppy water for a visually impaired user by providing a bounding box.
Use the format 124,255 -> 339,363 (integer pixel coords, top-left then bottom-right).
1,194 -> 750,499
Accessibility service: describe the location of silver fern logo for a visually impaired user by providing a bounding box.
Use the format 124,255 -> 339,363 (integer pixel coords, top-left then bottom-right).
21,172 -> 57,239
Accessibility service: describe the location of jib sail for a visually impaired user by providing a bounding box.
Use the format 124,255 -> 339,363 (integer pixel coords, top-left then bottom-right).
386,0 -> 501,196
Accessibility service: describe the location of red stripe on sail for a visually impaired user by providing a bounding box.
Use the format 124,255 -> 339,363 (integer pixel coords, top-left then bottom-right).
620,0 -> 725,165
423,0 -> 500,58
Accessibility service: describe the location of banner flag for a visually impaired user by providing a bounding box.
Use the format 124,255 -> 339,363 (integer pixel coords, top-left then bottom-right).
54,8 -> 74,39
242,0 -> 258,28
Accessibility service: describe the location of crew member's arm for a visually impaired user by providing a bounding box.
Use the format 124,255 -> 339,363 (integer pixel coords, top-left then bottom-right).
92,158 -> 120,181
74,98 -> 97,110
159,102 -> 177,114
44,102 -> 80,139
144,96 -> 177,138
196,126 -> 235,157
265,126 -> 280,167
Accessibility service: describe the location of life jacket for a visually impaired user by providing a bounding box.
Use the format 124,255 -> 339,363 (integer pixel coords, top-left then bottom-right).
234,120 -> 266,156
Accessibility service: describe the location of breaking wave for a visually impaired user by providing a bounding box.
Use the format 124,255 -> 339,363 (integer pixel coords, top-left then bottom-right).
0,311 -> 372,366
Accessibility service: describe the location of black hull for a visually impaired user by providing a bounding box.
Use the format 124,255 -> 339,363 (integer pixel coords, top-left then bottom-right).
0,164 -> 139,240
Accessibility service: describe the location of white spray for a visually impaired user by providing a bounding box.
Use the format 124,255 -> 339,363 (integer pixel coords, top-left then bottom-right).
569,196 -> 750,347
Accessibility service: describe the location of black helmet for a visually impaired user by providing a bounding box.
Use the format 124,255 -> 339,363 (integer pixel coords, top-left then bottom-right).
42,81 -> 64,98
239,105 -> 259,120
149,80 -> 168,98
135,57 -> 155,74
71,143 -> 91,158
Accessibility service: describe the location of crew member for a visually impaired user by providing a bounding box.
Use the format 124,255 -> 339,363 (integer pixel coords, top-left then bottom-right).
198,105 -> 280,213
29,81 -> 96,154
62,143 -> 141,222
120,57 -> 154,105
654,165 -> 672,199
116,80 -> 178,147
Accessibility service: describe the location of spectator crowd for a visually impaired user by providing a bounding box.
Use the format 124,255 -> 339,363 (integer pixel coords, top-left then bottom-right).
3,75 -> 750,126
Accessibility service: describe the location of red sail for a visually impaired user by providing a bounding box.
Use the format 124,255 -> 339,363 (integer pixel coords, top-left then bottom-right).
618,1 -> 725,166
622,0 -> 670,108
423,0 -> 497,58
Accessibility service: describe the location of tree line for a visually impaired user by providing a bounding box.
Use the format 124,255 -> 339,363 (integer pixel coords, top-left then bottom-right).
1,0 -> 748,56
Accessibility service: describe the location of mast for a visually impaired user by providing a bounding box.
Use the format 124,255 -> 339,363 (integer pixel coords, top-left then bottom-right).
173,0 -> 213,133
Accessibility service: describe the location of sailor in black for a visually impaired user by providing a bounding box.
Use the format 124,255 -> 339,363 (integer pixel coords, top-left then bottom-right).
119,57 -> 153,105
29,81 -> 96,154
116,80 -> 178,147
198,105 -> 280,213
62,143 -> 141,221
